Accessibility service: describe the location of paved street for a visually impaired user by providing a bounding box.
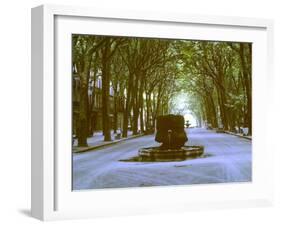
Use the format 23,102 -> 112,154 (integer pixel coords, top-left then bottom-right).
72,128 -> 252,190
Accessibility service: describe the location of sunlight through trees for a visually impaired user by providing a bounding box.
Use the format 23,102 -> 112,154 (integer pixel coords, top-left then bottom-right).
72,35 -> 251,146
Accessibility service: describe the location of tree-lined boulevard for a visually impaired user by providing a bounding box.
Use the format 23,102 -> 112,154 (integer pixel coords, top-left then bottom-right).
72,35 -> 252,189
72,36 -> 252,147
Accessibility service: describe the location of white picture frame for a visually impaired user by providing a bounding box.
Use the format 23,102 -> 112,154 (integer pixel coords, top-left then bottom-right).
31,4 -> 274,221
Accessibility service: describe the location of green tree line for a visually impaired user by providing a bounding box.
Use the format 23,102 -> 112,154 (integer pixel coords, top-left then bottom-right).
73,35 -> 181,146
72,35 -> 252,147
178,41 -> 252,134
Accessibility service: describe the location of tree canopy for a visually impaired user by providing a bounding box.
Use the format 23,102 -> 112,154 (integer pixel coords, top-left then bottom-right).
72,35 -> 252,146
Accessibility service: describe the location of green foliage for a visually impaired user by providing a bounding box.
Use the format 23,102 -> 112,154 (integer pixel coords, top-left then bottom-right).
175,40 -> 251,132
72,35 -> 252,141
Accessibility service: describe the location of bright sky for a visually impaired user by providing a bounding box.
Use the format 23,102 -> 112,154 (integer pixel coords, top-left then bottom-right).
171,92 -> 197,127
184,113 -> 197,127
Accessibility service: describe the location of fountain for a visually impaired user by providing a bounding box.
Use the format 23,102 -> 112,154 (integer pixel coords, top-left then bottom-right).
137,115 -> 204,162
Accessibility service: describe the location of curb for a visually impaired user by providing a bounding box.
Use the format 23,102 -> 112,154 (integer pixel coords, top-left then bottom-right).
224,131 -> 252,140
73,133 -> 146,153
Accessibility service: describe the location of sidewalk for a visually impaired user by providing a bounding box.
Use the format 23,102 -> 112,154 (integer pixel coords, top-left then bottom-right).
223,131 -> 252,140
73,130 -> 144,153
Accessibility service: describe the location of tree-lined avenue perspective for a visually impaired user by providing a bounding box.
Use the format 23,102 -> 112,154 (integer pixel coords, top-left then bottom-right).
72,35 -> 252,189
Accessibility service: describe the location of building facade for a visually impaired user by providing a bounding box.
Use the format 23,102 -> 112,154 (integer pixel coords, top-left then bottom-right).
72,70 -> 125,136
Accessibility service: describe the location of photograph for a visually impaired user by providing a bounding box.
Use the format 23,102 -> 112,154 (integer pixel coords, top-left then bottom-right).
71,34 -> 252,190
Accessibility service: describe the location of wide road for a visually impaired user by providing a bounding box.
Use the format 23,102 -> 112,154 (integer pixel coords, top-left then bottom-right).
72,128 -> 252,190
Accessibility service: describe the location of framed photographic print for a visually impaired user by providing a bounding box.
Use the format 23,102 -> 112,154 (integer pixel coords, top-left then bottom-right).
31,4 -> 274,221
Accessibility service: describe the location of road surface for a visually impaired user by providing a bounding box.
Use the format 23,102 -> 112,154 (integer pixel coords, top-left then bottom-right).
72,128 -> 252,190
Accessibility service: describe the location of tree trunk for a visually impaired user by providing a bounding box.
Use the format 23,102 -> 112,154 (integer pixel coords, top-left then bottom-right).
77,73 -> 89,147
101,41 -> 112,141
208,93 -> 218,128
89,67 -> 97,136
139,90 -> 144,133
132,72 -> 140,135
239,43 -> 252,135
76,52 -> 92,146
113,95 -> 118,133
140,102 -> 144,132
145,92 -> 151,130
122,72 -> 133,137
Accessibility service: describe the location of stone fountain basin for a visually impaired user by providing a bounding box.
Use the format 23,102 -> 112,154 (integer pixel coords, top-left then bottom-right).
138,145 -> 204,162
